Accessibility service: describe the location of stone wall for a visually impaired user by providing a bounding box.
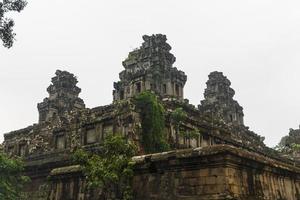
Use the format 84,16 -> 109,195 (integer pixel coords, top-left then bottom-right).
4,98 -> 274,162
3,101 -> 142,157
28,145 -> 300,200
132,145 -> 300,200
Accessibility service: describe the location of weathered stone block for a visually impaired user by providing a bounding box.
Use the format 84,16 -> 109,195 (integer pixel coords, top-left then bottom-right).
205,176 -> 217,185
199,168 -> 209,177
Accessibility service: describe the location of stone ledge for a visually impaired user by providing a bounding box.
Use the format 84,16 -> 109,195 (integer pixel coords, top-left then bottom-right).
50,165 -> 82,176
132,144 -> 300,173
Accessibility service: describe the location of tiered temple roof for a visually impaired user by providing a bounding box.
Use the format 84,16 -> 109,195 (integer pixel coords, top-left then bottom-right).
199,71 -> 244,125
113,34 -> 187,101
37,70 -> 85,123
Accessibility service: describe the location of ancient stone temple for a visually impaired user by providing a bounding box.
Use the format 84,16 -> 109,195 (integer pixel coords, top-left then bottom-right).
2,34 -> 300,200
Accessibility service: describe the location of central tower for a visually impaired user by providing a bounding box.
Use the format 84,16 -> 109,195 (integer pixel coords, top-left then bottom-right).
113,34 -> 187,102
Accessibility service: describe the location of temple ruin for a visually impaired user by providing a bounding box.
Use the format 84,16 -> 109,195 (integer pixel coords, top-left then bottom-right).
2,34 -> 300,200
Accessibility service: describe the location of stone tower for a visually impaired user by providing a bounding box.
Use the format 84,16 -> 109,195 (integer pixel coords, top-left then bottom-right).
113,34 -> 187,102
37,70 -> 85,123
279,126 -> 300,148
199,71 -> 244,125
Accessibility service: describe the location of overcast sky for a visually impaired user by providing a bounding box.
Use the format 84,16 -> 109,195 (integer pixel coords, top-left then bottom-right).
1,0 -> 300,147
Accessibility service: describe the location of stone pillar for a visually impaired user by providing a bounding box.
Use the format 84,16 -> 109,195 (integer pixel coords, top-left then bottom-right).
145,80 -> 151,90
125,86 -> 129,99
141,81 -> 146,92
130,84 -> 134,97
181,85 -> 184,99
167,82 -> 172,96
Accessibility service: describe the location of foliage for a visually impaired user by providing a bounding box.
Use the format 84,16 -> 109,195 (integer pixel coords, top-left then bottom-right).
73,135 -> 137,200
171,107 -> 200,148
134,91 -> 169,153
0,0 -> 27,48
275,135 -> 300,154
179,129 -> 200,140
170,107 -> 187,131
291,143 -> 300,152
273,144 -> 285,153
0,152 -> 30,200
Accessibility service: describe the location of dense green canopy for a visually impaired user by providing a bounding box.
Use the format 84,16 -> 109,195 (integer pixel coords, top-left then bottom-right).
0,0 -> 27,48
0,152 -> 29,200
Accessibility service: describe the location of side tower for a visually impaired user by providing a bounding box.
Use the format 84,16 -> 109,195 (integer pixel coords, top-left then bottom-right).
199,71 -> 244,125
37,70 -> 85,123
113,34 -> 187,102
278,126 -> 300,154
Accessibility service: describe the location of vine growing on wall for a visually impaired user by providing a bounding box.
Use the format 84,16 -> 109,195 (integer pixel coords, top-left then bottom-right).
134,91 -> 170,153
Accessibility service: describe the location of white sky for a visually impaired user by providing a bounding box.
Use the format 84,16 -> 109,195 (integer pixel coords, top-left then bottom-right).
1,0 -> 300,147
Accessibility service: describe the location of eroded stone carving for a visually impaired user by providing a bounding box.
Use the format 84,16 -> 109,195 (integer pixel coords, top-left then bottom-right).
113,34 -> 187,102
199,71 -> 244,125
37,70 -> 85,123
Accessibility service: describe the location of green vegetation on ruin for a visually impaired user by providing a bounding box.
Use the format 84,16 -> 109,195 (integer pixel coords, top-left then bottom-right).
0,152 -> 30,200
73,134 -> 137,200
134,91 -> 170,153
171,107 -> 200,148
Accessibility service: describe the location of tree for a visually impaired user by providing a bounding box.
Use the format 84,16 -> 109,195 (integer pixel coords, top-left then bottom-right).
73,135 -> 137,200
291,143 -> 300,153
0,0 -> 27,48
0,152 -> 30,200
171,107 -> 200,148
179,129 -> 200,148
134,91 -> 169,153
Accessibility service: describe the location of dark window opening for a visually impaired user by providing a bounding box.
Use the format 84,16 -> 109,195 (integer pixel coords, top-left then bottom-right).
175,84 -> 180,96
120,90 -> 124,100
215,138 -> 221,144
62,82 -> 67,88
229,114 -> 233,122
203,134 -> 209,141
136,82 -> 141,93
163,84 -> 167,94
52,112 -> 57,118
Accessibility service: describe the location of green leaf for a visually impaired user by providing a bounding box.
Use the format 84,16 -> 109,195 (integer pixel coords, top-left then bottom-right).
73,135 -> 137,200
